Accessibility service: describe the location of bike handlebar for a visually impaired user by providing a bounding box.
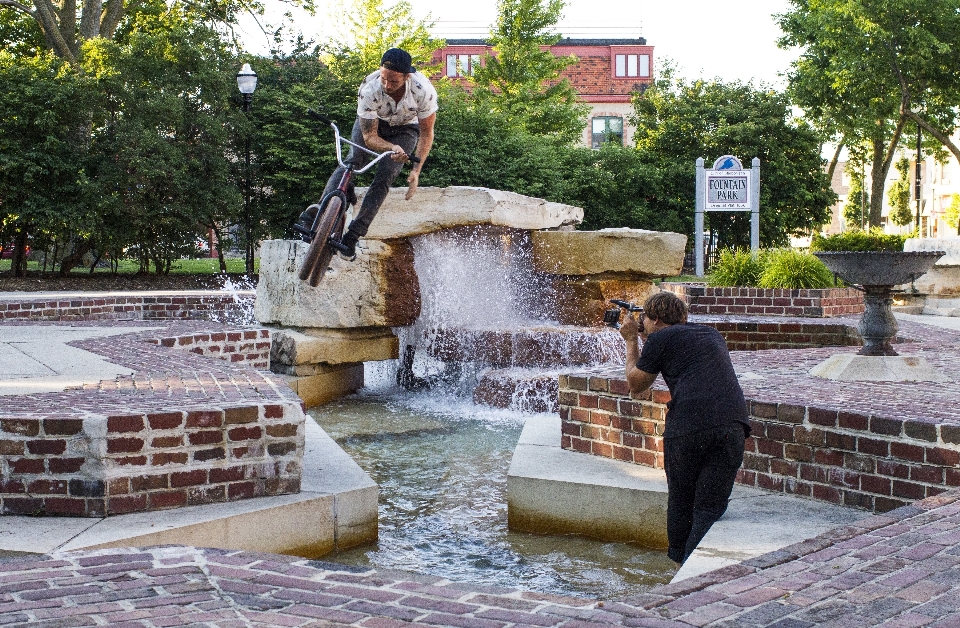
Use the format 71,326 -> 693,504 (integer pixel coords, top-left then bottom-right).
307,109 -> 421,169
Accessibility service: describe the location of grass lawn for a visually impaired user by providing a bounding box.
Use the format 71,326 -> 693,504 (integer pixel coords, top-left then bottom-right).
0,257 -> 256,275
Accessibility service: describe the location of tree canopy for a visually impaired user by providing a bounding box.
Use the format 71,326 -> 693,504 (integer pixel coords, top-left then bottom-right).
779,0 -> 960,227
630,71 -> 835,248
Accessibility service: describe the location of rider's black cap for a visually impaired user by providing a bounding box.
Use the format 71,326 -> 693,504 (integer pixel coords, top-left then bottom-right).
381,48 -> 416,74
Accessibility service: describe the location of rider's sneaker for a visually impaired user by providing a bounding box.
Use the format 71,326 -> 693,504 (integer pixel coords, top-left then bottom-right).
335,231 -> 359,261
293,205 -> 321,242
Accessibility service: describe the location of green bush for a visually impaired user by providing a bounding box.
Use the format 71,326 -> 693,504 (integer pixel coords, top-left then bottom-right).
707,248 -> 767,287
810,228 -> 912,252
757,249 -> 834,289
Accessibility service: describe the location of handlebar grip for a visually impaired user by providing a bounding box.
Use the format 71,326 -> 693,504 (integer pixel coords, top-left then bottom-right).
307,109 -> 333,126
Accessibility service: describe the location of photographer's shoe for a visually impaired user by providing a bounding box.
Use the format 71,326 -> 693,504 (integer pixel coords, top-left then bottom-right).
293,204 -> 321,242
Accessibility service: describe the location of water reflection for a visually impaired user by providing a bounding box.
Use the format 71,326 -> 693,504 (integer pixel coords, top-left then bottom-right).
312,392 -> 675,599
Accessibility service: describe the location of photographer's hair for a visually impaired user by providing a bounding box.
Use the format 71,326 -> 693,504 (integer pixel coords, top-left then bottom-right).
643,291 -> 688,325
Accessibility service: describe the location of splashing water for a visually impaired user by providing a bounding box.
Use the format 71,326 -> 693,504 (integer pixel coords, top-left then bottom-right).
381,226 -> 625,404
195,274 -> 257,326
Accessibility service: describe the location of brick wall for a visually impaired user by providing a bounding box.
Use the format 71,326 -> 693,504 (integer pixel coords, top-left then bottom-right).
0,402 -> 304,517
662,283 -> 864,318
0,294 -> 252,322
704,320 -> 860,351
146,329 -> 271,369
558,369 -> 960,513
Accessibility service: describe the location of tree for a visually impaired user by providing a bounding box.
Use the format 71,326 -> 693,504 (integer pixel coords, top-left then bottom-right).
247,45 -> 356,241
0,51 -> 91,276
887,156 -> 914,227
322,0 -> 440,88
421,82 -> 570,199
843,164 -> 869,231
630,71 -> 835,248
471,0 -> 588,143
82,3 -> 241,275
779,0 -> 960,228
944,194 -> 960,235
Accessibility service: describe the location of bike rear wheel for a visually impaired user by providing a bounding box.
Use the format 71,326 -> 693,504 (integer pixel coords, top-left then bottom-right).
298,195 -> 343,284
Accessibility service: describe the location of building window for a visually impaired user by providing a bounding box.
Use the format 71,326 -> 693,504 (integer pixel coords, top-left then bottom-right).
614,53 -> 650,78
446,54 -> 480,77
592,116 -> 623,148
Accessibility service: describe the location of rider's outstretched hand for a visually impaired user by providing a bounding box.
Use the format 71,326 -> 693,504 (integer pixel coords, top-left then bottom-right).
405,170 -> 420,200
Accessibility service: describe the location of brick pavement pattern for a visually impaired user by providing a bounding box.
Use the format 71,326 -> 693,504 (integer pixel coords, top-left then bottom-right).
1,488 -> 959,627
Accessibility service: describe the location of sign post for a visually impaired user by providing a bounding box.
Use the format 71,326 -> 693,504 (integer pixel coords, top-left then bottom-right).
694,155 -> 760,277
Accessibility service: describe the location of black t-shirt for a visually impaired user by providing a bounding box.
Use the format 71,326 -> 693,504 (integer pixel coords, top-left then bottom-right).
635,323 -> 749,439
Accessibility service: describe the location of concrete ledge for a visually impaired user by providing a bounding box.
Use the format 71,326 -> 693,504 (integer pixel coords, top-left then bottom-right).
508,413 -> 864,582
0,418 -> 377,557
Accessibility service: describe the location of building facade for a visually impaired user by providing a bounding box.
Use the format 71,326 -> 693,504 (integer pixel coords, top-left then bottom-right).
825,133 -> 960,239
431,38 -> 654,148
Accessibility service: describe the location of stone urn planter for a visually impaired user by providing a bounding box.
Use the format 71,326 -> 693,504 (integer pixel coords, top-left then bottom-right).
813,251 -> 944,356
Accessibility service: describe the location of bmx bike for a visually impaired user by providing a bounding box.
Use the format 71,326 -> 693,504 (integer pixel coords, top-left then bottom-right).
293,109 -> 419,287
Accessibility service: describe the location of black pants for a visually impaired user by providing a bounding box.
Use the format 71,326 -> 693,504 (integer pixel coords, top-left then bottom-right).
663,422 -> 746,564
321,118 -> 420,237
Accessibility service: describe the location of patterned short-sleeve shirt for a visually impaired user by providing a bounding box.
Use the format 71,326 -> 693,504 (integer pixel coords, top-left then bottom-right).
357,70 -> 438,126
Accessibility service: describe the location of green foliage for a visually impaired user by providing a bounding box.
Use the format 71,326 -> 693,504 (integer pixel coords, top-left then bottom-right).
944,194 -> 960,234
322,0 -> 441,87
82,5 -> 241,274
887,156 -> 914,227
779,0 -> 960,227
757,248 -> 834,289
471,0 -> 588,143
630,72 -> 836,247
707,249 -> 767,287
843,165 -> 868,230
421,82 -> 569,199
0,8 -> 45,57
0,51 -> 93,271
810,229 -> 909,252
246,47 -> 356,239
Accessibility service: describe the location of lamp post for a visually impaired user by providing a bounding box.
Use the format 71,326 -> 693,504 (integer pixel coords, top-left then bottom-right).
236,63 -> 258,276
911,106 -> 922,236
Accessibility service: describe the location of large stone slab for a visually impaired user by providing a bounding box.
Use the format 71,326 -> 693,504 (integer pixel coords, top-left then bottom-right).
255,239 -> 420,329
360,186 -> 583,239
549,277 -> 659,326
271,328 -> 398,367
531,228 -> 687,276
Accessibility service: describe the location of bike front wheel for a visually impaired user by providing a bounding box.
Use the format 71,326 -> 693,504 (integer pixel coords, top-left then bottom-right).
302,196 -> 345,287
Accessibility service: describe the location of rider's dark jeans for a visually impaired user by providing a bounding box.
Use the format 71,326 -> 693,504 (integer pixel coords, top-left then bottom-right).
663,422 -> 746,564
321,118 -> 420,238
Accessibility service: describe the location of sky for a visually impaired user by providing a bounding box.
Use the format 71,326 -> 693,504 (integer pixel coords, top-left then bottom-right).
240,0 -> 799,87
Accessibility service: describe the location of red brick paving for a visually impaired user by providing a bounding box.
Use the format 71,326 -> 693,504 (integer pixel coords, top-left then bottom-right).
2,300 -> 960,625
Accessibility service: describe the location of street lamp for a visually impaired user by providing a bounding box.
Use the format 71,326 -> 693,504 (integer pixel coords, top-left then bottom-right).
236,63 -> 258,275
911,105 -> 923,235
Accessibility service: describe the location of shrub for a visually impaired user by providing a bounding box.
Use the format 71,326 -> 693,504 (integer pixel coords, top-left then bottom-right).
757,249 -> 834,289
707,248 -> 766,287
810,228 -> 911,252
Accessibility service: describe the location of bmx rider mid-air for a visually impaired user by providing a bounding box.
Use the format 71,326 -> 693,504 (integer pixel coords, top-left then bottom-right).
295,47 -> 438,260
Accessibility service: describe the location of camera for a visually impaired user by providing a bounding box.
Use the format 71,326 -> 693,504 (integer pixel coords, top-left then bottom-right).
603,299 -> 644,329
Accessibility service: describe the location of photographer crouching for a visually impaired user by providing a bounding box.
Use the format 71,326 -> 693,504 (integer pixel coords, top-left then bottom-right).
618,292 -> 750,566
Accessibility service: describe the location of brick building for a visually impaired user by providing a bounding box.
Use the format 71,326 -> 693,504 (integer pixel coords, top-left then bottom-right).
431,38 -> 654,148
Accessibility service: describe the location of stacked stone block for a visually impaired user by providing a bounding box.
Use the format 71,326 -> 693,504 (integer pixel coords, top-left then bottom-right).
0,402 -> 304,517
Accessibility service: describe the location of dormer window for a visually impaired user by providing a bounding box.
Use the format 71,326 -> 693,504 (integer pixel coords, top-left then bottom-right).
446,54 -> 480,77
614,53 -> 649,78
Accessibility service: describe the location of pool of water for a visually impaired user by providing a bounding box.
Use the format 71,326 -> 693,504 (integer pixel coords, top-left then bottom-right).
311,390 -> 676,600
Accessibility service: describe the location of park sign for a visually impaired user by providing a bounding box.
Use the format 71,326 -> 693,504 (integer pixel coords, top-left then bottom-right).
705,155 -> 751,210
694,155 -> 761,276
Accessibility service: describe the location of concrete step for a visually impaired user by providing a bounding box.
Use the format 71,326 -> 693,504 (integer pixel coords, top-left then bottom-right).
506,413 -> 865,583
